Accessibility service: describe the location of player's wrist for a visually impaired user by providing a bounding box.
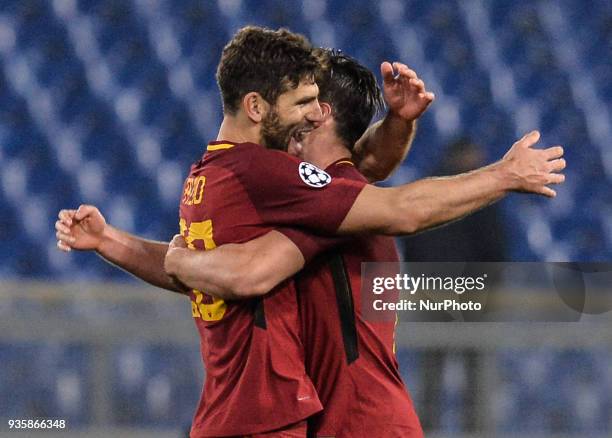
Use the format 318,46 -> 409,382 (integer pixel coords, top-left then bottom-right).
387,107 -> 418,124
95,224 -> 115,254
163,248 -> 180,276
490,159 -> 518,193
164,246 -> 192,279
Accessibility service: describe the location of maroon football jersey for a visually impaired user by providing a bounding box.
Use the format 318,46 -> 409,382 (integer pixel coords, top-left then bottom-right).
180,142 -> 365,437
298,160 -> 423,438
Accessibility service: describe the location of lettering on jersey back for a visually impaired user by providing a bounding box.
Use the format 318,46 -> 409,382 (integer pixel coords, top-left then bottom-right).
182,175 -> 206,206
179,175 -> 227,321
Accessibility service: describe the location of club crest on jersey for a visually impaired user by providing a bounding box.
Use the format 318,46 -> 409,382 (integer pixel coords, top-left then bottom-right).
298,162 -> 332,188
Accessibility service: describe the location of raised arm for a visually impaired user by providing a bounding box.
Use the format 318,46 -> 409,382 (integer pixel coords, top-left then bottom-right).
55,205 -> 185,294
164,231 -> 306,300
339,131 -> 566,235
353,62 -> 434,182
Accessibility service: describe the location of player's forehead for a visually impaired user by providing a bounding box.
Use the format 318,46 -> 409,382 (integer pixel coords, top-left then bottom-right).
277,78 -> 319,105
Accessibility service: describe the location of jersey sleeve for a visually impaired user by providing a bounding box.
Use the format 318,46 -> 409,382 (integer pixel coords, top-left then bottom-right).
278,227 -> 347,263
274,162 -> 367,261
239,147 -> 366,234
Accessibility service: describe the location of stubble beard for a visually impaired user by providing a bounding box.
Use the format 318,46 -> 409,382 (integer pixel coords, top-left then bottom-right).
260,108 -> 298,152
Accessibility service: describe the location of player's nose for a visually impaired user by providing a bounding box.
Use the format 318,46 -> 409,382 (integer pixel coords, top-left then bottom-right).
306,100 -> 323,124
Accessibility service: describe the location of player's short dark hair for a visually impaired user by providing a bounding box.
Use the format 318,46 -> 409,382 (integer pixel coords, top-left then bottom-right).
216,26 -> 321,114
315,48 -> 384,150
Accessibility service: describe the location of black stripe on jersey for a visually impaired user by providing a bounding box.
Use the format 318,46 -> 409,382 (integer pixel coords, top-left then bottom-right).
253,297 -> 267,329
329,254 -> 359,364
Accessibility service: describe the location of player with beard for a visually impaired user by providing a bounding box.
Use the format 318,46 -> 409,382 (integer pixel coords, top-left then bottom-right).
163,50 -> 565,436
56,27 -> 565,438
54,26 -> 431,437
145,27 -> 350,438
168,49 -> 428,437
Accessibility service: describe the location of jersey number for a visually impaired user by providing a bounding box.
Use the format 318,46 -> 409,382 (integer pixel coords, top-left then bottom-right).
179,183 -> 227,322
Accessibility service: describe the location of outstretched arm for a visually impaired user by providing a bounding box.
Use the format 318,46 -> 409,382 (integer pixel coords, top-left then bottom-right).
353,62 -> 434,182
340,131 -> 566,235
164,132 -> 565,301
55,205 -> 186,294
164,231 -> 306,300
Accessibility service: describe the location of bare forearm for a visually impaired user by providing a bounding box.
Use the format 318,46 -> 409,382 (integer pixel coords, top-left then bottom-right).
342,131 -> 564,236
97,225 -> 184,293
390,161 -> 509,234
339,161 -> 510,236
169,246 -> 249,299
166,231 -> 306,300
354,114 -> 416,182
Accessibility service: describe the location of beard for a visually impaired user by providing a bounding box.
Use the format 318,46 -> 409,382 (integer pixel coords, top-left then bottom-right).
260,108 -> 299,151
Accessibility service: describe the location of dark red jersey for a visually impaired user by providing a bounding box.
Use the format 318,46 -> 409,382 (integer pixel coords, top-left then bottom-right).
298,161 -> 423,438
179,142 -> 365,437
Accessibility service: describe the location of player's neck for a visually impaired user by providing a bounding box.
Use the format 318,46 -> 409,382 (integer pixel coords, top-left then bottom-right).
320,141 -> 351,168
304,136 -> 351,169
304,119 -> 351,168
217,115 -> 261,145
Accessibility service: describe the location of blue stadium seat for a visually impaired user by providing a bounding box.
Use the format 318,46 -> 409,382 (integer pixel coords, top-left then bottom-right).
395,348 -> 423,407
0,343 -> 90,424
112,344 -> 201,427
0,0 -> 607,278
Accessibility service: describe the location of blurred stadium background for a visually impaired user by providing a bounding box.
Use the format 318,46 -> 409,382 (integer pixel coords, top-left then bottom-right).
0,0 -> 610,436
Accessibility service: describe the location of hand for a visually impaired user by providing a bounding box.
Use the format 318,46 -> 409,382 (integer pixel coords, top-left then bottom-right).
55,205 -> 107,252
165,235 -> 191,292
502,131 -> 566,197
381,61 -> 435,121
169,233 -> 187,250
164,234 -> 188,276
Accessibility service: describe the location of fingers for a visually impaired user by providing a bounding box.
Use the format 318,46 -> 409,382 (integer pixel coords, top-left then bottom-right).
381,61 -> 395,84
58,209 -> 76,226
393,62 -> 417,80
547,173 -> 566,184
383,60 -> 421,85
544,146 -> 564,160
56,220 -> 76,252
383,60 -> 434,98
56,209 -> 77,252
418,91 -> 435,102
55,216 -> 76,243
56,229 -> 75,245
75,204 -> 97,221
409,77 -> 424,91
547,158 -> 566,173
382,60 -> 433,119
55,219 -> 71,235
57,240 -> 72,252
400,66 -> 433,101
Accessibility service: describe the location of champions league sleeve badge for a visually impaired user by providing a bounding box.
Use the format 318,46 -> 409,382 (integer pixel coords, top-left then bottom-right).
298,162 -> 332,188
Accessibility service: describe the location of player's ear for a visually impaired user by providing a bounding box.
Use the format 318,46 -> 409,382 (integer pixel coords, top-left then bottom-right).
242,92 -> 269,123
320,102 -> 332,120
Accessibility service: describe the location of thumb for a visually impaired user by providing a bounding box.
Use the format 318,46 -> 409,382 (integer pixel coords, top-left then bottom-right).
170,234 -> 187,249
75,204 -> 97,221
539,186 -> 557,198
518,130 -> 540,148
